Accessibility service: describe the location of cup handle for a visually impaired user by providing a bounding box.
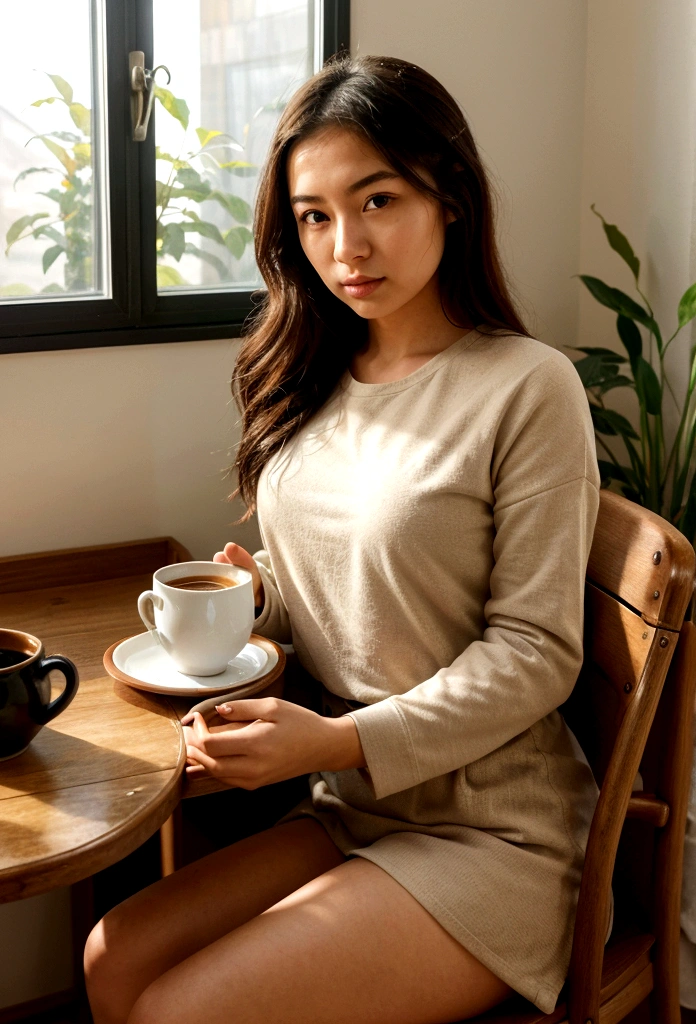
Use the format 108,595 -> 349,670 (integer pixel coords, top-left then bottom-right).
36,656 -> 80,723
138,589 -> 164,634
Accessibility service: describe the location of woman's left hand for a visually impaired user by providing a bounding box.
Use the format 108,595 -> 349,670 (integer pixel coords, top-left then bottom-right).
182,697 -> 366,789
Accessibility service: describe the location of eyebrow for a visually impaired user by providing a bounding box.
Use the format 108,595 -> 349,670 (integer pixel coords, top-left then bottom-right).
290,170 -> 400,205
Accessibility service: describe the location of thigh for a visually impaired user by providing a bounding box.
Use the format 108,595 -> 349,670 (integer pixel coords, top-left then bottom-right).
128,857 -> 514,1024
85,817 -> 345,1023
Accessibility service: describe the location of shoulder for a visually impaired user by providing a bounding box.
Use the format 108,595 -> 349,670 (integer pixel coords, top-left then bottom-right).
465,330 -> 583,396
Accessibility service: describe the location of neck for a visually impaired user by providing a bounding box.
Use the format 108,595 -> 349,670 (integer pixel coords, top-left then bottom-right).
364,279 -> 470,367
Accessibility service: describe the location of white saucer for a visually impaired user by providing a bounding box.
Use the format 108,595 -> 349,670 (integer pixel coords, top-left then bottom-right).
104,632 -> 275,696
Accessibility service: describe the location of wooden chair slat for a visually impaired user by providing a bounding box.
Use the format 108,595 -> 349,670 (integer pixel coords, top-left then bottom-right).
587,489 -> 694,630
585,584 -> 654,696
626,794 -> 669,827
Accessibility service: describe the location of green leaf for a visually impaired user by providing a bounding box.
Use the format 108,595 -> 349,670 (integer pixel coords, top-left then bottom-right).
176,167 -> 207,190
689,345 -> 696,394
48,74 -> 73,103
224,225 -> 253,259
42,244 -> 65,273
167,186 -> 212,204
40,283 -> 65,293
73,142 -> 91,168
0,283 -> 34,296
34,224 -> 65,245
181,220 -> 225,245
578,275 -> 662,348
13,167 -> 60,187
590,404 -> 640,440
218,160 -> 257,177
573,354 -> 619,389
633,356 -> 662,416
161,223 -> 186,261
69,103 -> 91,135
156,264 -> 187,288
591,204 -> 640,281
594,375 -> 634,395
579,275 -> 646,322
209,190 -> 252,225
195,128 -> 222,148
183,242 -> 230,279
572,346 -> 627,363
5,212 -> 50,250
155,148 -> 189,169
154,86 -> 190,130
616,314 -> 642,363
678,282 -> 696,329
31,96 -> 58,107
597,460 -> 632,485
31,136 -> 77,176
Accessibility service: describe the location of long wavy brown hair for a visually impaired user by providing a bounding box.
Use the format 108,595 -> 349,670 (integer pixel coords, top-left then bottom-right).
231,54 -> 530,519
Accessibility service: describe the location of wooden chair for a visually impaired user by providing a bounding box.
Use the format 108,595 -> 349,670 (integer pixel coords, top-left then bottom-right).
466,489 -> 696,1024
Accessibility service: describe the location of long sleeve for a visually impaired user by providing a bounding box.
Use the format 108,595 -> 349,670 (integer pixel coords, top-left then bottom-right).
251,554 -> 292,646
346,355 -> 600,800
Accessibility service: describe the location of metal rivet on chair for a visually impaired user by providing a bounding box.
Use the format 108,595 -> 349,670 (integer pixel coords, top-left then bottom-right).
660,637 -> 669,648
642,632 -> 648,639
653,551 -> 662,564
653,590 -> 660,599
624,682 -> 632,693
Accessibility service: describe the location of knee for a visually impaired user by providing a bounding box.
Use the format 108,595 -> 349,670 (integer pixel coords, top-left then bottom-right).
83,904 -> 141,1022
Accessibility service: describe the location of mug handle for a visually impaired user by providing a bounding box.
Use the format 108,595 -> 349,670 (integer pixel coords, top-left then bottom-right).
138,589 -> 164,634
36,656 -> 80,723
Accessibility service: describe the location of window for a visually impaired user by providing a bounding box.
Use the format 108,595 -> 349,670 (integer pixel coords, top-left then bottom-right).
0,0 -> 349,354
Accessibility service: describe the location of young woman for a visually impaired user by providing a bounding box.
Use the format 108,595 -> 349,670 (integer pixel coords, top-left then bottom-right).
85,55 -> 601,1024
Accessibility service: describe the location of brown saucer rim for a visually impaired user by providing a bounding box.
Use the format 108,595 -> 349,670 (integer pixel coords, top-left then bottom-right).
103,632 -> 285,697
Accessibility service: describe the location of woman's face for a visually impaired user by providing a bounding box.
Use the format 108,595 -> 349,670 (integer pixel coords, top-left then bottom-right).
287,127 -> 450,321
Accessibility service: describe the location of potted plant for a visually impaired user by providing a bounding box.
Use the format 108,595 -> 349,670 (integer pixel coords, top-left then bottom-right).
572,205 -> 696,552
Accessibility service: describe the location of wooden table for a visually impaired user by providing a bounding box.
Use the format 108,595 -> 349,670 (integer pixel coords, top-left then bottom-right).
0,538 -> 285,904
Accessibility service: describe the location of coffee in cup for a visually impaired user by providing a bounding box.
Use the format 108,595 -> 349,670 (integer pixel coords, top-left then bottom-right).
137,560 -> 254,676
167,575 -> 237,592
0,629 -> 79,760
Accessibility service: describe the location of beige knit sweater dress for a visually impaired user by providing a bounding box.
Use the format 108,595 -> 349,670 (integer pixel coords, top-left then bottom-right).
250,328 -> 601,1013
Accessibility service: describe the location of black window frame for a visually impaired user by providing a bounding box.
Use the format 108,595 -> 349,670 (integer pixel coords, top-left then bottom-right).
0,0 -> 349,355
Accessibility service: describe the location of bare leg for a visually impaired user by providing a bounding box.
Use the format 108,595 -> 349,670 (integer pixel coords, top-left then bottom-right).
126,856 -> 514,1024
84,817 -> 346,1024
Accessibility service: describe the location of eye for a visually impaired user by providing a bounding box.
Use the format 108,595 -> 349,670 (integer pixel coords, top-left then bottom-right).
364,194 -> 393,211
299,210 -> 328,225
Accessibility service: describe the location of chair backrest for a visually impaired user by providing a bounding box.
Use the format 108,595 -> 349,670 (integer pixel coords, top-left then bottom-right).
560,489 -> 696,1024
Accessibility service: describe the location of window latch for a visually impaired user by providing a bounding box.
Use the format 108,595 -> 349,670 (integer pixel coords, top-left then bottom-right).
129,51 -> 171,142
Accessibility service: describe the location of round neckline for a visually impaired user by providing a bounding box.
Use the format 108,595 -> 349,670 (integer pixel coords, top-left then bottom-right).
342,328 -> 483,397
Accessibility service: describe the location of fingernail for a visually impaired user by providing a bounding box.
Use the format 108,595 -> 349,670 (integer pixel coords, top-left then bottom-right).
215,703 -> 232,713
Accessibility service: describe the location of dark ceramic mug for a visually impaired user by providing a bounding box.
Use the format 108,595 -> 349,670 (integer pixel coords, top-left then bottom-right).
0,628 -> 79,760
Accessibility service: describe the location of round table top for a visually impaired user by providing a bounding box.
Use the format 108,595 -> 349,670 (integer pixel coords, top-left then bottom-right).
0,673 -> 185,902
0,538 -> 283,903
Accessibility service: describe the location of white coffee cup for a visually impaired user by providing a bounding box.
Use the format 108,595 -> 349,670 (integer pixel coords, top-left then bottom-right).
137,561 -> 254,676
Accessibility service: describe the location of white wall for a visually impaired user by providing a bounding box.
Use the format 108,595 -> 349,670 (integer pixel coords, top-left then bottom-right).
352,0 -> 589,348
578,0 -> 696,442
2,338 -> 261,560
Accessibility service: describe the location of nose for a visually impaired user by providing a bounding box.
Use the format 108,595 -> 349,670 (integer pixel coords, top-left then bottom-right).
333,214 -> 370,265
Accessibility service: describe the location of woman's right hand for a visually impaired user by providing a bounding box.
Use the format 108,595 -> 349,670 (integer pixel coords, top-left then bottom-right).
213,542 -> 264,611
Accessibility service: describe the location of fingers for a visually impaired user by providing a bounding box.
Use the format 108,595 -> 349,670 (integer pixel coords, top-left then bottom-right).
211,542 -> 264,607
214,697 -> 278,721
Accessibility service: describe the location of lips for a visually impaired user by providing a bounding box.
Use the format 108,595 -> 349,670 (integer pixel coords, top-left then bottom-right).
340,276 -> 384,298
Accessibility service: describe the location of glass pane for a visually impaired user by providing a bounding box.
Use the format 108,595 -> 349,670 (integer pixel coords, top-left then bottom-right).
154,0 -> 317,295
0,0 -> 109,304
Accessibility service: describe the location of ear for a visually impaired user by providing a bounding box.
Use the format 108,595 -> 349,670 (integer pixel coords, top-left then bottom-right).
444,208 -> 458,227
